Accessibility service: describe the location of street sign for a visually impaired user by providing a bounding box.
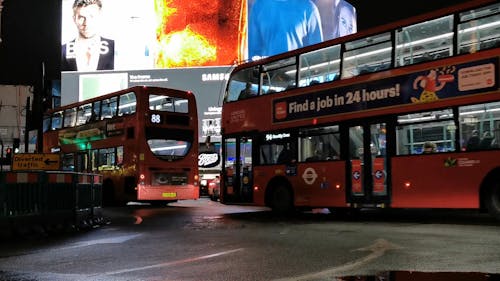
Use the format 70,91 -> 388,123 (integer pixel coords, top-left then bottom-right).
12,153 -> 60,171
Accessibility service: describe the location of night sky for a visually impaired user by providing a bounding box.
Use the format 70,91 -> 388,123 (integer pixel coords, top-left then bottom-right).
349,0 -> 470,31
0,0 -> 472,86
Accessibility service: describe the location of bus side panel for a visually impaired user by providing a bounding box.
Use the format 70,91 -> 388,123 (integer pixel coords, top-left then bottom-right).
391,152 -> 499,209
42,131 -> 59,153
297,162 -> 347,207
253,161 -> 347,208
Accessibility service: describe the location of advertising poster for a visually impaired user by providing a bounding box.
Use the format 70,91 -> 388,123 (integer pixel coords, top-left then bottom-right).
272,58 -> 498,123
247,0 -> 357,60
61,0 -> 244,71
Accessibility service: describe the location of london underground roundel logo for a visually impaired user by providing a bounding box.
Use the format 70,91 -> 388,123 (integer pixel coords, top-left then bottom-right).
302,167 -> 317,185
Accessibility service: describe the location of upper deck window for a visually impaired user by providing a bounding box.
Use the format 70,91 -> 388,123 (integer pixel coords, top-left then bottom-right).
396,16 -> 454,67
63,108 -> 77,128
118,91 -> 137,116
261,57 -> 297,94
226,67 -> 259,102
342,32 -> 392,79
458,2 -> 500,54
76,103 -> 92,125
298,44 -> 341,87
149,94 -> 189,113
101,96 -> 118,119
50,111 -> 63,131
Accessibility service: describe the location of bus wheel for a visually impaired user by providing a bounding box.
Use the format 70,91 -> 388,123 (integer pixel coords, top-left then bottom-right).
270,184 -> 293,215
485,180 -> 500,221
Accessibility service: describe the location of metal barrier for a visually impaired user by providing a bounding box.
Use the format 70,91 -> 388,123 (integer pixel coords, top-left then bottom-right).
0,171 -> 103,236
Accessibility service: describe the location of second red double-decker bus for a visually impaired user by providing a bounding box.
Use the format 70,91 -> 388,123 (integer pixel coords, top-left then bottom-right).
43,86 -> 199,206
220,0 -> 500,219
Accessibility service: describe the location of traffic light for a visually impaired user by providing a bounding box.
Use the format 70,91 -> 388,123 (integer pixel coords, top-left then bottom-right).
5,147 -> 12,162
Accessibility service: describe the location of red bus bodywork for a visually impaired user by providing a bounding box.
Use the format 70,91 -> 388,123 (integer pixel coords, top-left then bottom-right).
219,0 -> 500,219
43,86 -> 199,206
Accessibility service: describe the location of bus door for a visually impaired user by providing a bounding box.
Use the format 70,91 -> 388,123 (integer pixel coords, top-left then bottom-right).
223,136 -> 253,203
347,121 -> 390,205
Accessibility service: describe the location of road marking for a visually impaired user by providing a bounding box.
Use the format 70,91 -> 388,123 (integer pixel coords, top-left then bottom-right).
101,248 -> 245,276
58,234 -> 142,250
272,239 -> 401,281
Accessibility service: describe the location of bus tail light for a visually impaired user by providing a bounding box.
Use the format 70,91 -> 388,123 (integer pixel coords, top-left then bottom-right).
140,173 -> 145,185
404,181 -> 411,189
194,174 -> 199,185
253,185 -> 259,192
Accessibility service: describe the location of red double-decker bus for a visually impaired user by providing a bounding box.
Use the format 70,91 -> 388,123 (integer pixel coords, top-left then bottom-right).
43,86 -> 199,206
220,0 -> 500,219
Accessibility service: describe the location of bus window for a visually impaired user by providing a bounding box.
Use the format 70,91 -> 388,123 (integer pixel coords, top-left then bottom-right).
61,153 -> 74,171
77,103 -> 92,125
63,107 -> 77,128
225,67 -> 259,102
48,111 -> 62,131
342,32 -> 392,79
118,91 -> 136,116
172,97 -> 189,113
396,109 -> 455,155
349,126 -> 364,159
149,95 -> 189,113
101,97 -> 118,119
117,146 -> 124,166
299,44 -> 341,87
97,147 -> 116,170
458,3 -> 500,54
92,101 -> 101,121
259,143 -> 276,165
396,15 -> 454,67
261,57 -> 297,94
298,125 -> 340,161
148,139 -> 190,158
459,101 -> 500,151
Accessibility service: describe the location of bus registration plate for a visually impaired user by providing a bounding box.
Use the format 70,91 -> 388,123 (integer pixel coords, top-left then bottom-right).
162,192 -> 177,198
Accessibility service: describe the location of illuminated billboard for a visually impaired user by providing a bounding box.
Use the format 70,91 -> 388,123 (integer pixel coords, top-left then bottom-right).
60,0 -> 357,141
247,0 -> 357,60
61,0 -> 243,71
61,0 -> 356,71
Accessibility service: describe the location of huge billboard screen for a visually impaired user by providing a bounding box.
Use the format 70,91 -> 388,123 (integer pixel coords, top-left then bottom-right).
60,0 -> 357,141
61,0 -> 357,71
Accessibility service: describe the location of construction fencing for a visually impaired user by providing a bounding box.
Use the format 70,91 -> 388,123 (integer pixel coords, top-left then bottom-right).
0,170 -> 103,236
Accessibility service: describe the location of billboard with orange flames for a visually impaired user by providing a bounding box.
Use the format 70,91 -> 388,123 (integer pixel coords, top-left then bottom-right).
61,0 -> 245,72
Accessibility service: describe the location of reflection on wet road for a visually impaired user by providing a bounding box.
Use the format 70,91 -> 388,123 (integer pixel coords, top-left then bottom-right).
1,198 -> 499,281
